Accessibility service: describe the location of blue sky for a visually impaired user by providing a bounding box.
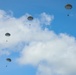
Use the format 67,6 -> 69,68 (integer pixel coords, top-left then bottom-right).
0,0 -> 76,75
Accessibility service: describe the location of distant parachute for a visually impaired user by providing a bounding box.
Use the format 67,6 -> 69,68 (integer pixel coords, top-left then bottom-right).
27,16 -> 33,21
5,33 -> 11,37
65,4 -> 72,16
5,33 -> 11,42
6,58 -> 11,62
6,58 -> 11,67
65,4 -> 72,10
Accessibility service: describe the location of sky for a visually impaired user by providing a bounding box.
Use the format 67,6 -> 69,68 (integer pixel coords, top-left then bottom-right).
0,0 -> 76,75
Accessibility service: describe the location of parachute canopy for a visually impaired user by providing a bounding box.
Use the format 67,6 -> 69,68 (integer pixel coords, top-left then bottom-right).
27,16 -> 33,21
6,58 -> 11,62
5,33 -> 11,37
65,4 -> 72,9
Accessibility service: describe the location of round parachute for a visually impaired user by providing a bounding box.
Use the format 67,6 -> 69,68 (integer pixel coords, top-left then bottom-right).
5,33 -> 11,37
27,16 -> 33,21
6,58 -> 11,62
65,4 -> 72,9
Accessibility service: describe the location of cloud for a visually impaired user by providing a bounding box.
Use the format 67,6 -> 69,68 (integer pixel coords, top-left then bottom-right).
36,63 -> 52,75
0,9 -> 76,75
40,12 -> 54,25
17,33 -> 76,75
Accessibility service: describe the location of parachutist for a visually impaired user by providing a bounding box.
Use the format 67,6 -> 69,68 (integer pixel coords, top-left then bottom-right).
6,65 -> 7,67
67,14 -> 69,16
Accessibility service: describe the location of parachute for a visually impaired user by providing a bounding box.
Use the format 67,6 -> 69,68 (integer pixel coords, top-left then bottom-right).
5,33 -> 11,42
6,58 -> 11,67
65,4 -> 72,9
27,16 -> 33,21
6,58 -> 11,62
65,4 -> 72,16
5,33 -> 11,37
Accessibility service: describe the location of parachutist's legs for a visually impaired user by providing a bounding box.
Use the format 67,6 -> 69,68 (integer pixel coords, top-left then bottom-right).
6,65 -> 7,67
6,40 -> 8,42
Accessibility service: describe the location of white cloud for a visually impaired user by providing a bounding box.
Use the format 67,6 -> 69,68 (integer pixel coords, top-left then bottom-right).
36,63 -> 52,75
17,33 -> 76,75
0,9 -> 76,75
40,12 -> 54,25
